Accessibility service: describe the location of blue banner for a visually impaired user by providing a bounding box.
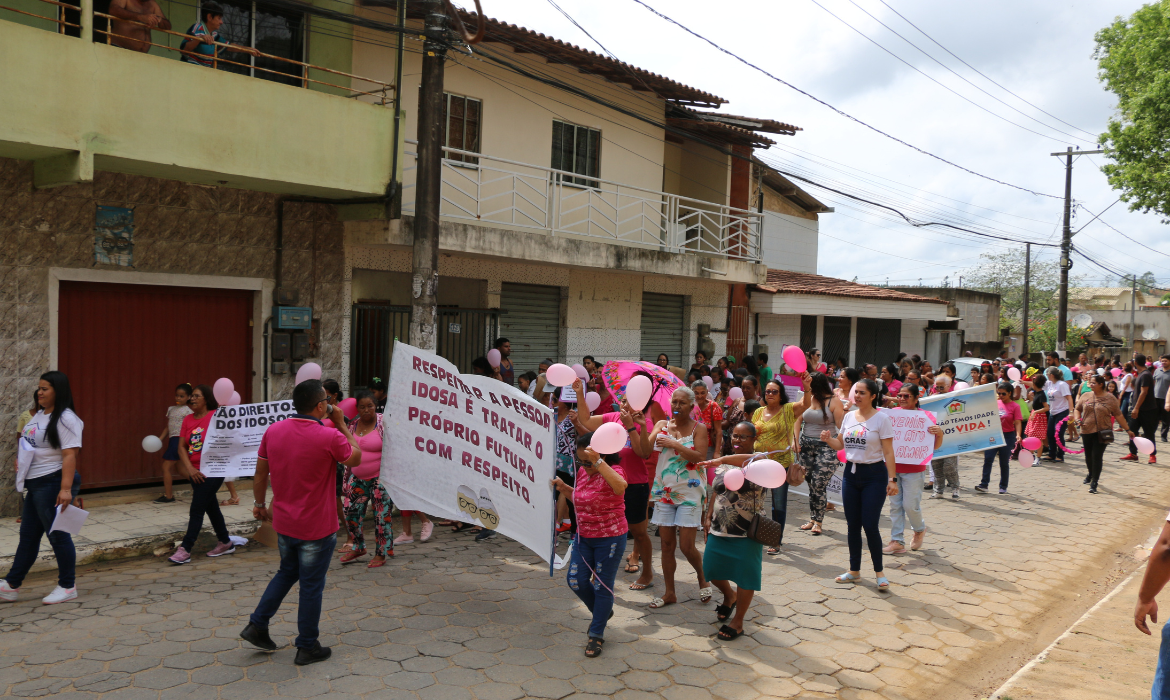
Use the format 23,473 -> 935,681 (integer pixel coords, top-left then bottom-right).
919,384 -> 1005,458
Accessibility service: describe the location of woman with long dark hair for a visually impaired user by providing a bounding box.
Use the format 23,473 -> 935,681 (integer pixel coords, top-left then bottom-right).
2,371 -> 84,604
1073,373 -> 1134,493
793,373 -> 844,535
169,385 -> 235,564
883,384 -> 943,554
341,390 -> 394,566
835,367 -> 861,412
753,374 -> 812,555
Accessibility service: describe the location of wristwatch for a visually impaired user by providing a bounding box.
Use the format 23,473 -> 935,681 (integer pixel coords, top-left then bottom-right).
253,501 -> 267,508
888,478 -> 897,483
626,426 -> 637,433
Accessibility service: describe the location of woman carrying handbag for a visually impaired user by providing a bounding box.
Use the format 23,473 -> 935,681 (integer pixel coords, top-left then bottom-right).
751,374 -> 813,555
1073,373 -> 1134,494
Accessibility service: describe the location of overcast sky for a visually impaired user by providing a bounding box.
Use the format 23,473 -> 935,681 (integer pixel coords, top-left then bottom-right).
483,0 -> 1170,287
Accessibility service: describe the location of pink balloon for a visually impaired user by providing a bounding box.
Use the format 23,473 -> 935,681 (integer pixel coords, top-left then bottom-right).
1021,436 -> 1041,451
702,376 -> 714,391
1007,367 -> 1021,381
728,387 -> 743,401
1110,368 -> 1123,378
339,397 -> 358,420
1019,450 -> 1035,468
487,349 -> 502,368
744,459 -> 786,489
847,385 -> 857,405
723,468 -> 745,491
295,362 -> 322,386
213,378 -> 234,405
227,391 -> 241,406
546,363 -> 577,387
782,346 -> 807,374
590,422 -> 627,454
625,375 -> 653,410
572,364 -> 589,381
585,392 -> 601,412
1135,437 -> 1156,455
837,449 -> 847,463
953,381 -> 970,391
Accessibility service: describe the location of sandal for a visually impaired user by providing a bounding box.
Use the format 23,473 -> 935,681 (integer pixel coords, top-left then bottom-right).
451,522 -> 473,533
715,601 -> 736,622
220,497 -> 240,506
339,549 -> 367,564
584,638 -> 604,658
717,625 -> 741,641
698,587 -> 713,604
811,522 -> 822,536
338,542 -> 353,553
876,576 -> 890,590
835,572 -> 860,584
648,598 -> 674,609
624,562 -> 640,574
367,557 -> 387,568
766,546 -> 781,556
629,581 -> 653,590
799,521 -> 814,531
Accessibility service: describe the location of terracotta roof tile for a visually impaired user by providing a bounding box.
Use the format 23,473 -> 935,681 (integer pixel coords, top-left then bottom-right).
754,270 -> 948,304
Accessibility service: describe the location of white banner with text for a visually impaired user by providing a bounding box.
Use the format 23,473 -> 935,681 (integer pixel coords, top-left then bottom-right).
200,400 -> 299,478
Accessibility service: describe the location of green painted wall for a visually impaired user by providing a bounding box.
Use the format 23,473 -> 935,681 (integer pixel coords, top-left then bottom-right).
0,20 -> 392,196
307,0 -> 353,97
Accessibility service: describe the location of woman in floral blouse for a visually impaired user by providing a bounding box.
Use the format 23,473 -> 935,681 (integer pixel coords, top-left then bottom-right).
642,387 -> 709,609
551,433 -> 628,659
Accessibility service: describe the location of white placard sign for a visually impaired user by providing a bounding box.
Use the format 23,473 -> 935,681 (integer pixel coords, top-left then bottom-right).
200,400 -> 298,477
885,409 -> 937,466
788,463 -> 844,507
382,342 -> 557,564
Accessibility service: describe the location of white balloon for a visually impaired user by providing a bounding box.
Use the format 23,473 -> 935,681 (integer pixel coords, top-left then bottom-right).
585,392 -> 602,412
142,435 -> 163,453
295,362 -> 322,386
546,363 -> 577,387
625,375 -> 653,411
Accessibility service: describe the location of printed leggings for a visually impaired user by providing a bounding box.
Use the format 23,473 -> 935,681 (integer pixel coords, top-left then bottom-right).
799,435 -> 838,523
345,476 -> 394,556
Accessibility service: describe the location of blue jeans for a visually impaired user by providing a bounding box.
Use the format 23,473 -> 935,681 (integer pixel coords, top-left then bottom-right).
567,534 -> 626,640
889,471 -> 925,544
5,471 -> 81,589
842,462 -> 888,573
981,433 -> 1015,490
250,532 -> 336,649
769,482 -> 789,545
1154,620 -> 1170,699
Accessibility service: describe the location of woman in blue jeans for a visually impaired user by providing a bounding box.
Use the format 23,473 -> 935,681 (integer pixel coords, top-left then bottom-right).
551,433 -> 628,659
883,384 -> 944,554
977,383 -> 1023,494
2,371 -> 83,605
821,379 -> 899,590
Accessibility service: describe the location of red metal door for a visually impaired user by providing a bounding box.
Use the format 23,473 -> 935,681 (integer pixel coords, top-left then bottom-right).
58,282 -> 254,490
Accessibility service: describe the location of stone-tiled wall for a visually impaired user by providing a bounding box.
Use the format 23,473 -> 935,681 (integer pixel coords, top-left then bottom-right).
0,157 -> 346,513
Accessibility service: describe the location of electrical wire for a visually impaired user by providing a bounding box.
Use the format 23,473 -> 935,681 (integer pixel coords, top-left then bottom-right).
1075,204 -> 1170,260
627,0 -> 1061,199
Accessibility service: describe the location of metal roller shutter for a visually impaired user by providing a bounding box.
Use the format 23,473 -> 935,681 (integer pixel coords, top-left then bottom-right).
500,283 -> 561,376
640,292 -> 685,365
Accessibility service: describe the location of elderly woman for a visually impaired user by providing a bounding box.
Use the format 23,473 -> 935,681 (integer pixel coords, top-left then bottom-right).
1073,373 -> 1134,493
642,387 -> 710,609
692,380 -> 723,459
552,433 -> 628,659
701,421 -> 768,641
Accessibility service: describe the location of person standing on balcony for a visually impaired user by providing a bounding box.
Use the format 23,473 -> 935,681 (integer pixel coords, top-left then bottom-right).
179,2 -> 259,67
108,0 -> 171,52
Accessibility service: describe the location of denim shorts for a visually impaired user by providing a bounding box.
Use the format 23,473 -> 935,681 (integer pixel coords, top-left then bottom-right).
651,502 -> 703,528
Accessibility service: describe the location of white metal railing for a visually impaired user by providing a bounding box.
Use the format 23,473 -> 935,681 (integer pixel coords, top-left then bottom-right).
401,144 -> 762,262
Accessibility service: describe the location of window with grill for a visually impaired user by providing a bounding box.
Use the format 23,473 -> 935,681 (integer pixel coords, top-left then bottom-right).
551,120 -> 600,188
206,0 -> 305,87
442,93 -> 482,164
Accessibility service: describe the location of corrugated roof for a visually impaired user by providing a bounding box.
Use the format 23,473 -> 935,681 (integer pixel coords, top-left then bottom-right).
755,270 -> 949,304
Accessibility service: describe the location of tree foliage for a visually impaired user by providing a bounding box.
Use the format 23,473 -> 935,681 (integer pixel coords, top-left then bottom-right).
1094,2 -> 1170,219
1138,271 -> 1159,293
965,248 -> 1063,322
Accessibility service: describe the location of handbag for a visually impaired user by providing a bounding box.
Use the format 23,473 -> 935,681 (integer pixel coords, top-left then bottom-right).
743,511 -> 783,547
786,462 -> 807,486
1089,400 -> 1114,444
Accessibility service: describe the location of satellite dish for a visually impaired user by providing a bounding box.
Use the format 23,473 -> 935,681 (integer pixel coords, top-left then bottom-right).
1143,328 -> 1161,340
1071,313 -> 1093,327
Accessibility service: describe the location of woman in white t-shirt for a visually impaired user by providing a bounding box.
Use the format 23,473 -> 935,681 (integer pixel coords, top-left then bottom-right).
1044,367 -> 1073,463
820,379 -> 899,590
2,371 -> 83,605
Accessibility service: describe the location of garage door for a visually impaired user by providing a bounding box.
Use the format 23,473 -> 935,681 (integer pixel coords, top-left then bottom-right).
500,283 -> 561,376
59,282 -> 254,489
640,292 -> 684,365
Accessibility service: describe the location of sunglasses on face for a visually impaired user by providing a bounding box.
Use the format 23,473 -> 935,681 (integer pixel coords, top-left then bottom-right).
764,389 -> 780,395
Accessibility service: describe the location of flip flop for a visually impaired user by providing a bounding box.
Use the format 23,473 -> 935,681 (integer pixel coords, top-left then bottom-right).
624,563 -> 640,573
219,498 -> 240,506
698,587 -> 713,604
339,549 -> 367,564
799,521 -> 814,531
717,625 -> 741,641
648,598 -> 674,609
338,543 -> 354,553
629,582 -> 653,590
367,558 -> 386,568
715,601 -> 736,622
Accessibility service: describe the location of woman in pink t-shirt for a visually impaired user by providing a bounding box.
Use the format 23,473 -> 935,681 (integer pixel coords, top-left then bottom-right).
169,385 -> 234,564
977,382 -> 1024,494
551,432 -> 628,659
340,392 -> 394,567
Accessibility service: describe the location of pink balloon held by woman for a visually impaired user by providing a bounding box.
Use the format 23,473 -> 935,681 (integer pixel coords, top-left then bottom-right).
213,377 -> 234,405
782,346 -> 807,374
590,422 -> 628,454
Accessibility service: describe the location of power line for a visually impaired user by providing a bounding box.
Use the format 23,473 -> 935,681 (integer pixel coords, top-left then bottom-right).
807,0 -> 1092,145
627,0 -> 1061,199
1075,204 -> 1170,260
874,0 -> 1099,140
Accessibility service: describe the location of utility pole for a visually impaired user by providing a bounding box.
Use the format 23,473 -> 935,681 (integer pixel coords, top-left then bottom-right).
1022,242 -> 1031,358
1051,146 -> 1104,357
1131,274 -> 1137,349
408,0 -> 482,353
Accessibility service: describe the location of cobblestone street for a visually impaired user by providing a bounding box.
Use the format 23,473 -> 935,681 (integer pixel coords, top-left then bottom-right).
2,444 -> 1168,700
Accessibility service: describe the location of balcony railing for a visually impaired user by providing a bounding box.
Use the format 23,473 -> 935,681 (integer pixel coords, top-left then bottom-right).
1,0 -> 395,102
401,144 -> 763,262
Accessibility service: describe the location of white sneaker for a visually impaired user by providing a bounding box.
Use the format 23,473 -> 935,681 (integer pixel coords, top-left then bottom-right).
43,586 -> 77,605
0,581 -> 18,602
420,521 -> 434,542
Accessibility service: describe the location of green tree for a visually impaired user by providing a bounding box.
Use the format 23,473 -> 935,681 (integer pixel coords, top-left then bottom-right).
964,248 -> 1064,322
1094,2 -> 1170,219
1138,271 -> 1158,293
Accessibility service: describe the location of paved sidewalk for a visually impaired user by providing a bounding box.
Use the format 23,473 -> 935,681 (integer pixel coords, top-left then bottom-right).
0,443 -> 1166,699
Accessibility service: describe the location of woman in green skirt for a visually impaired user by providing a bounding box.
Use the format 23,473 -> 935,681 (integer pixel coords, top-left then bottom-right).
700,421 -> 767,641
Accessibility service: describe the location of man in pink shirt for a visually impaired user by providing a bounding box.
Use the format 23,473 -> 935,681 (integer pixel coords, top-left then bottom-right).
240,379 -> 361,665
